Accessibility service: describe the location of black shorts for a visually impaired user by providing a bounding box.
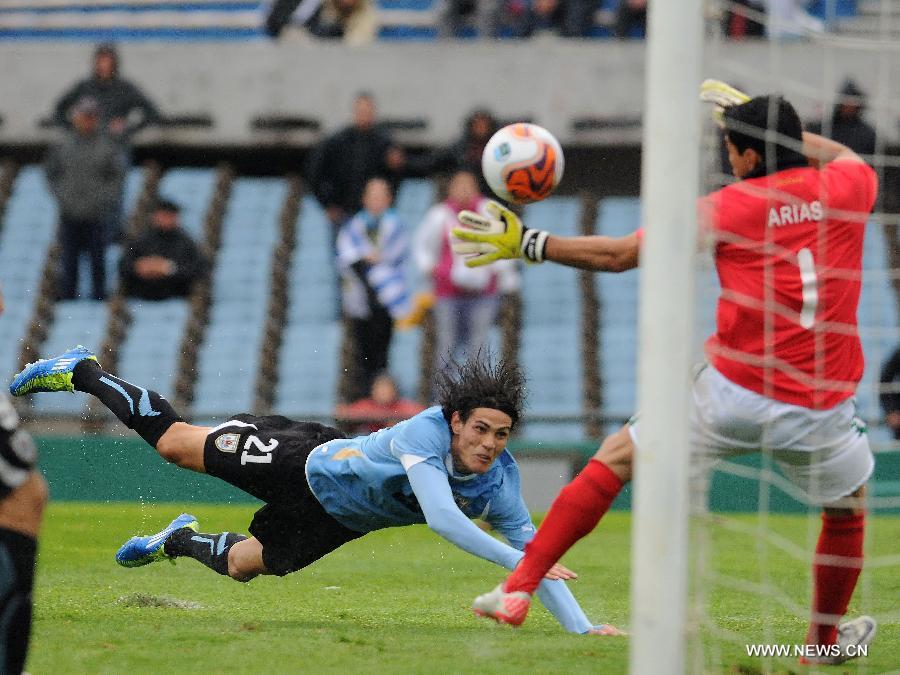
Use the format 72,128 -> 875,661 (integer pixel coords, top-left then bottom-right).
203,414 -> 364,576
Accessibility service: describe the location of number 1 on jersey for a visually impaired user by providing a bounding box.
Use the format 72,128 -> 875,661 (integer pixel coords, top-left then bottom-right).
797,247 -> 818,329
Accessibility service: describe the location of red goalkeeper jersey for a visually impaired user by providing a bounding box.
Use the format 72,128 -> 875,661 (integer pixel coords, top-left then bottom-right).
701,160 -> 878,409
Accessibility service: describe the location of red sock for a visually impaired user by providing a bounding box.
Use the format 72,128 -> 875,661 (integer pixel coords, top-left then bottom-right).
505,459 -> 624,594
806,512 -> 865,646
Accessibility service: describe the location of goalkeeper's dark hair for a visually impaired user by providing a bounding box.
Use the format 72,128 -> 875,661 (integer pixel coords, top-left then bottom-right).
437,351 -> 526,428
723,95 -> 808,177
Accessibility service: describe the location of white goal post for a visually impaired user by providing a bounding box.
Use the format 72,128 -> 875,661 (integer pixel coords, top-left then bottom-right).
629,2 -> 704,674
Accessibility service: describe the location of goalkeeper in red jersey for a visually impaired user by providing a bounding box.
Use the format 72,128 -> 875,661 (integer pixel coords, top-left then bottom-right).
452,82 -> 877,665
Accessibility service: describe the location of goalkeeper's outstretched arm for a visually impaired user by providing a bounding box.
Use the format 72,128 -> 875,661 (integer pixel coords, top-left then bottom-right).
543,231 -> 640,273
453,201 -> 640,273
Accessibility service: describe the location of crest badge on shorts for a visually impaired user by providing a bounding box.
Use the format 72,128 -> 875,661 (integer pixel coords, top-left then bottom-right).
215,433 -> 240,453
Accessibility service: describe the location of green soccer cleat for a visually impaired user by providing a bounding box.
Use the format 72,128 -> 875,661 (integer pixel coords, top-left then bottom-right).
9,345 -> 98,397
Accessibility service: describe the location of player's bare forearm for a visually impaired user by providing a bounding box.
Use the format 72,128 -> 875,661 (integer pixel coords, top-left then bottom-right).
802,131 -> 863,168
544,232 -> 640,273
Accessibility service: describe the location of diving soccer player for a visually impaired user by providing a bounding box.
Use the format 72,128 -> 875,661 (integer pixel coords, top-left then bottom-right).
10,348 -> 621,636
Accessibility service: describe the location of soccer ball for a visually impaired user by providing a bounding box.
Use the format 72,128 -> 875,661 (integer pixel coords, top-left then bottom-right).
481,123 -> 564,204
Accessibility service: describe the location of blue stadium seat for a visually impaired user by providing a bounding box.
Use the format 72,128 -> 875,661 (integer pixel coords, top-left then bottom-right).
855,222 -> 899,430
518,197 -> 584,439
274,196 -> 340,417
395,179 -> 436,234
191,177 -> 287,418
376,0 -> 438,41
122,166 -> 145,219
595,197 -> 641,419
275,323 -> 341,418
117,299 -> 190,400
0,2 -> 265,41
31,300 -> 109,417
0,167 -> 58,379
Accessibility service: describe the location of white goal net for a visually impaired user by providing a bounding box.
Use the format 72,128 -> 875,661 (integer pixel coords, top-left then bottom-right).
633,2 -> 900,673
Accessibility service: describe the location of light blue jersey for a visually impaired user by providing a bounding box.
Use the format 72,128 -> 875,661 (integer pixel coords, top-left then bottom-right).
306,407 -> 532,541
305,406 -> 596,634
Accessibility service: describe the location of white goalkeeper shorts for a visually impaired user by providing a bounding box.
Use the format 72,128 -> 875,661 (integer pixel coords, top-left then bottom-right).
628,364 -> 874,505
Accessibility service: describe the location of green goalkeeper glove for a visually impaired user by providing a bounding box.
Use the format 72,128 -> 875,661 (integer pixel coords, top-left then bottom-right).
699,79 -> 750,127
453,200 -> 549,268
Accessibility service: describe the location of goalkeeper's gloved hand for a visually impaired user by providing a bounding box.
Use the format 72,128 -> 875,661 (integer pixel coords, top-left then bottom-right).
699,79 -> 750,128
452,200 -> 549,268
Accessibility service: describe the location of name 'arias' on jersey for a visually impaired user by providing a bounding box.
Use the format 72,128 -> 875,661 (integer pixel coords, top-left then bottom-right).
481,123 -> 565,205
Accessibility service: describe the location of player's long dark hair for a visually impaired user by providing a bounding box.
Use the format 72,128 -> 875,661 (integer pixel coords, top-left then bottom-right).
436,351 -> 526,427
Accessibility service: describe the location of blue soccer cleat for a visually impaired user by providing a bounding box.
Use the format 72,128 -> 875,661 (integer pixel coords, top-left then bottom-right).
115,513 -> 199,568
9,345 -> 98,397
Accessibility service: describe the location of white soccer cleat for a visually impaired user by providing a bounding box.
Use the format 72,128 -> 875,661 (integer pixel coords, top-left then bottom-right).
472,583 -> 532,627
800,615 -> 876,665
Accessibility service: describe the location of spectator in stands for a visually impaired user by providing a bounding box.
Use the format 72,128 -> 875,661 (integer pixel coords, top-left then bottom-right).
723,0 -> 766,38
308,92 -> 406,240
615,0 -> 647,39
498,0 -> 595,38
440,0 -> 501,38
334,372 -> 425,434
414,171 -> 520,378
119,198 -> 208,301
809,80 -> 876,157
265,0 -> 376,42
307,0 -> 378,44
880,345 -> 900,440
45,96 -> 125,301
53,44 -> 161,243
337,178 -> 411,401
431,109 -> 498,195
53,43 -> 161,143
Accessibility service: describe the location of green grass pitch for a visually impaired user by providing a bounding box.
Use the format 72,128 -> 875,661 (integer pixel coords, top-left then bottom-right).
30,504 -> 899,674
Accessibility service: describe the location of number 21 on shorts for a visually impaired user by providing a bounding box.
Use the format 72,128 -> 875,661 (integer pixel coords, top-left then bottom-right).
240,435 -> 279,465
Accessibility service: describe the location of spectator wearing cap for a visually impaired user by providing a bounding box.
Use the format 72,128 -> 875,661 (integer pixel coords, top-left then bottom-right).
45,96 -> 126,301
809,79 -> 876,157
53,43 -> 162,242
119,199 -> 208,301
53,43 -> 161,144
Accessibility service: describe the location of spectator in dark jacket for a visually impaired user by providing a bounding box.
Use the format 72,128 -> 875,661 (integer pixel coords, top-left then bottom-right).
809,80 -> 876,157
880,345 -> 900,440
430,108 -> 498,195
45,97 -> 125,301
307,92 -> 406,236
54,44 -> 162,243
53,43 -> 161,143
120,199 -> 207,301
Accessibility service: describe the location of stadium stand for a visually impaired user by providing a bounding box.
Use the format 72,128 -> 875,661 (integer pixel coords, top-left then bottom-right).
856,223 -> 899,444
0,167 -> 58,378
273,195 -> 341,418
31,300 -> 109,417
390,177 -> 435,400
191,176 -> 287,419
594,197 -> 639,434
116,299 -> 190,402
519,196 -> 584,440
0,1 -> 266,41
